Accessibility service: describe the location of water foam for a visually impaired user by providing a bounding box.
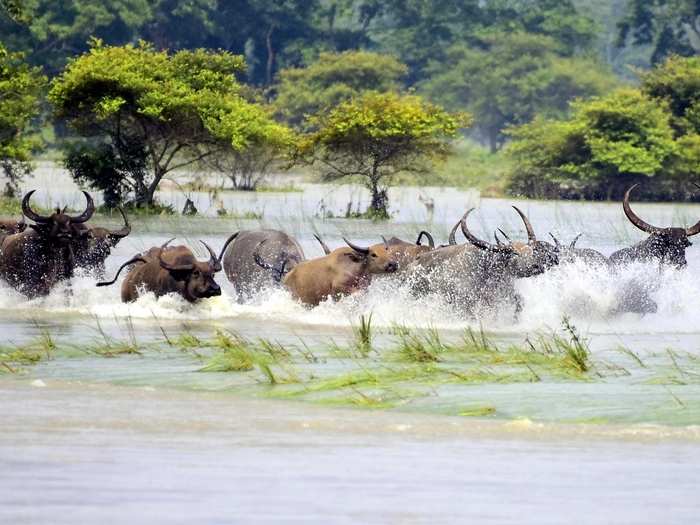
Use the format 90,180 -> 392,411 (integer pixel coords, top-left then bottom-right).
0,262 -> 698,335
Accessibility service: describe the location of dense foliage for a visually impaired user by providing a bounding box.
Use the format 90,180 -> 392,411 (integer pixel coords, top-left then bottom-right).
507,56 -> 700,201
421,32 -> 617,152
274,50 -> 407,128
300,91 -> 469,217
0,44 -> 45,197
50,41 -> 291,206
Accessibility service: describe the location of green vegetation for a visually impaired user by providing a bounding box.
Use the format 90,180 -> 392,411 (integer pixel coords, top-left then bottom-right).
300,91 -> 469,218
421,32 -> 617,152
49,40 -> 291,208
1,1 -> 697,201
274,50 -> 407,129
0,44 -> 45,197
507,55 -> 700,201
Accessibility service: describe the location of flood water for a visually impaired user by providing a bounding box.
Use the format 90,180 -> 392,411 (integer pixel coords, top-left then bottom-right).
2,164 -> 700,523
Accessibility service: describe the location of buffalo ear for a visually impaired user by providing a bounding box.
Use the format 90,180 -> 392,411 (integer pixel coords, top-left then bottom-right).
345,251 -> 365,263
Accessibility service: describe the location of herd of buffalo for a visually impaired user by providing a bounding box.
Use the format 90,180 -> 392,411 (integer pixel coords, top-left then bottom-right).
0,184 -> 699,317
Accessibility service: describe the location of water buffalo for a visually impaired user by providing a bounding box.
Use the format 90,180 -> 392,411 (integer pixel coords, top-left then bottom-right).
0,191 -> 95,297
74,207 -> 131,276
406,208 -> 556,318
255,238 -> 398,306
97,236 -> 236,303
609,184 -> 700,267
315,231 -> 435,270
548,233 -> 609,266
220,229 -> 305,301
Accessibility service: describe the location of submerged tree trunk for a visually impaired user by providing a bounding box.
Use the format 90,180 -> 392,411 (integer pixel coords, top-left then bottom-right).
367,171 -> 389,219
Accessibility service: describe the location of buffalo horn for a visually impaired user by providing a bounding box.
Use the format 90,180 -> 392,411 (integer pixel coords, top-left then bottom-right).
512,206 -> 536,243
108,207 -> 131,240
622,185 -> 662,234
684,184 -> 700,236
344,238 -> 369,255
313,233 -> 332,255
200,240 -> 221,272
570,233 -> 583,249
460,209 -> 493,251
161,238 -> 176,249
217,231 -> 240,262
67,191 -> 95,224
381,235 -> 389,248
21,191 -> 50,224
96,256 -> 146,287
448,220 -> 460,245
415,231 -> 435,247
548,233 -> 561,248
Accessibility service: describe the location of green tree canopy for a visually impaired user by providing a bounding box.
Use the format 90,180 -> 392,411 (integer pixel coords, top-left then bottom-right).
50,40 -> 291,206
300,91 -> 469,217
617,0 -> 700,64
506,88 -> 686,200
274,50 -> 407,128
421,32 -> 617,152
0,43 -> 46,197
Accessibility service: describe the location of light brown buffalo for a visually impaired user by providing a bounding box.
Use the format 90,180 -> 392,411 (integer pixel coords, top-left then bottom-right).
255,238 -> 398,306
314,231 -> 435,271
0,217 -> 26,244
97,236 -> 236,303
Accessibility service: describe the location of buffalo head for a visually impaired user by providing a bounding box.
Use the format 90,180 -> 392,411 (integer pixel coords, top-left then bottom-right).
22,190 -> 95,244
618,184 -> 700,268
159,241 -> 223,301
343,237 -> 398,273
460,207 -> 558,278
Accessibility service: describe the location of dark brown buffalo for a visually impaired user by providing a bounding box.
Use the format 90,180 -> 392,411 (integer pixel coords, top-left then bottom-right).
97,236 -> 237,303
609,184 -> 700,267
220,229 -> 305,301
74,207 -> 131,276
0,190 -> 94,297
255,238 -> 398,306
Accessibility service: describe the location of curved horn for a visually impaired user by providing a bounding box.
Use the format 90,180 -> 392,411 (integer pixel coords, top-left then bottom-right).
96,256 -> 146,287
684,184 -> 700,236
623,184 -> 662,234
548,233 -> 561,249
200,240 -> 221,272
381,235 -> 389,247
494,230 -> 505,247
460,209 -> 493,251
21,191 -> 50,224
67,191 -> 95,224
344,237 -> 369,255
108,207 -> 131,240
161,238 -> 176,249
416,231 -> 434,247
252,240 -> 284,282
217,231 -> 239,262
569,233 -> 583,249
512,206 -> 536,243
448,220 -> 460,245
313,233 -> 331,255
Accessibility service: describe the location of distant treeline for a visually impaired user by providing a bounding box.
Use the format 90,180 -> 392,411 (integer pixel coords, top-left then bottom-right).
1,0 -> 700,204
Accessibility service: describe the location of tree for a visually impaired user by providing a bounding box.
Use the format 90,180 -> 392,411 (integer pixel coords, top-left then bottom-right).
274,50 -> 407,128
617,0 -> 700,64
421,32 -> 617,152
300,91 -> 469,218
49,41 -> 288,207
506,88 -> 682,200
0,44 -> 45,197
